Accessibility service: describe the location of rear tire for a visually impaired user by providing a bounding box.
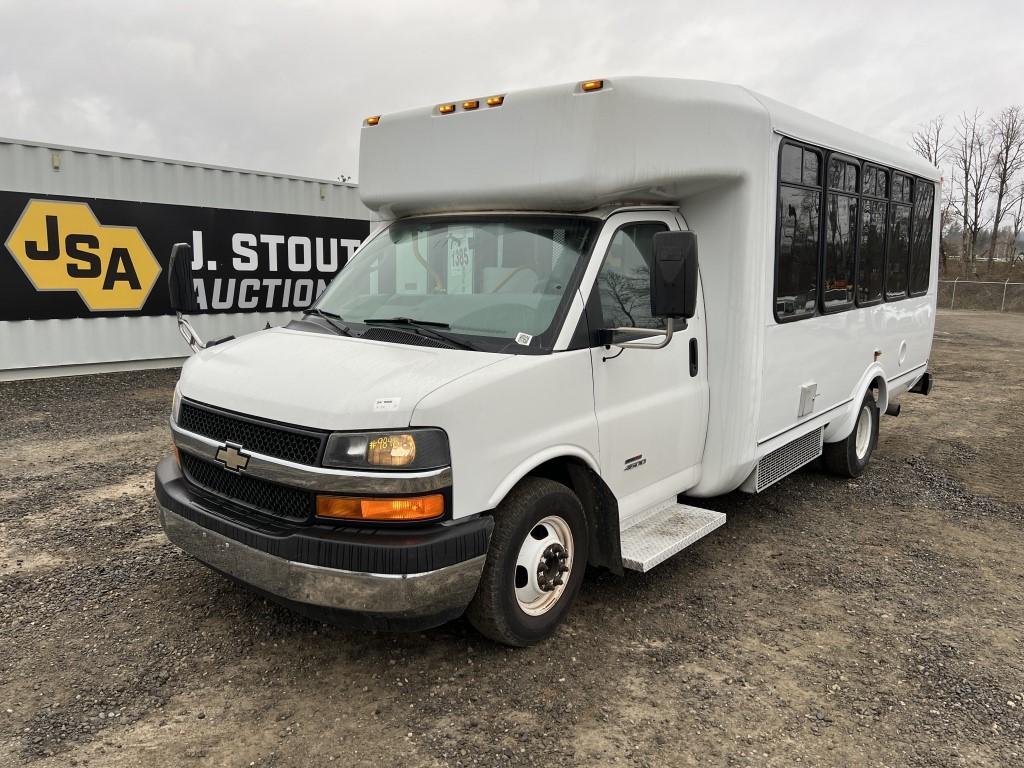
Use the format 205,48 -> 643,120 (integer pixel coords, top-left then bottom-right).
823,391 -> 879,478
467,477 -> 588,647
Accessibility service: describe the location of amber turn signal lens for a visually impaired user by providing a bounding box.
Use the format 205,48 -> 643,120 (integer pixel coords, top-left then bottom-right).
581,79 -> 604,92
365,115 -> 380,126
316,494 -> 445,522
462,100 -> 479,110
438,103 -> 456,114
486,95 -> 504,107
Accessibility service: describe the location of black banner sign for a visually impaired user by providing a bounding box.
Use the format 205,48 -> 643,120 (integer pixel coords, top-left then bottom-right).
0,191 -> 370,321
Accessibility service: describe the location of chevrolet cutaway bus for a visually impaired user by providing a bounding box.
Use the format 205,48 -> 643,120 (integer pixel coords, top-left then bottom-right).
155,78 -> 939,645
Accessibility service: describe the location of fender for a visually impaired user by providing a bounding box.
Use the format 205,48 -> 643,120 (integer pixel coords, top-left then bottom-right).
485,444 -> 602,510
822,364 -> 887,443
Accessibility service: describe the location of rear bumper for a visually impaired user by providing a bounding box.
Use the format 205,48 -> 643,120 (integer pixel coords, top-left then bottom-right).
155,457 -> 491,630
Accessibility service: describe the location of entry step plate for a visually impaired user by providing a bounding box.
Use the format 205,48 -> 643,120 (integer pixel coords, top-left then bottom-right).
620,501 -> 726,573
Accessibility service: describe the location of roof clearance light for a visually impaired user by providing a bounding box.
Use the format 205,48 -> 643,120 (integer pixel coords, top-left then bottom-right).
365,115 -> 380,126
462,99 -> 479,110
581,79 -> 604,92
486,95 -> 504,107
438,103 -> 456,114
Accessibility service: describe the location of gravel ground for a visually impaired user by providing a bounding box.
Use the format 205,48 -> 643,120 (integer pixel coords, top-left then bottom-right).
1,310 -> 1022,768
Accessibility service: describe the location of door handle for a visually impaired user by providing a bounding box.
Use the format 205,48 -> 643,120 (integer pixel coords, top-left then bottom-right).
689,338 -> 698,377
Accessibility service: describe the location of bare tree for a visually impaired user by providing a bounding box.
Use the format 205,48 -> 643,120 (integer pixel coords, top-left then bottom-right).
1006,180 -> 1024,268
911,116 -> 949,269
984,106 -> 1024,268
950,110 -> 993,274
911,115 -> 946,165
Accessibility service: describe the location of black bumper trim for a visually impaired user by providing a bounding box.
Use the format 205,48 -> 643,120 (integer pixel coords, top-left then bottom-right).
155,456 -> 492,575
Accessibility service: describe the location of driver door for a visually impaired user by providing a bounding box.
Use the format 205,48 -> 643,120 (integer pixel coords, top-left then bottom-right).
585,211 -> 709,522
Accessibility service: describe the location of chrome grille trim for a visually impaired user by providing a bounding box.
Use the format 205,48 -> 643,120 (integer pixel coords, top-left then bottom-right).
171,422 -> 453,495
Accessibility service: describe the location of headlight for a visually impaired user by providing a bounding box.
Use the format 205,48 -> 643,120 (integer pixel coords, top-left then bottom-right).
322,428 -> 449,471
171,385 -> 183,424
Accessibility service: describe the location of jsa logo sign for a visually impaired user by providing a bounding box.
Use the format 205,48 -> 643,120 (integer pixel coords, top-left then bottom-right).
5,200 -> 161,312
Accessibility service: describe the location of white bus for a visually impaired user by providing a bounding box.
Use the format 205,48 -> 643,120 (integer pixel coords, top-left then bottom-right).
155,77 -> 939,645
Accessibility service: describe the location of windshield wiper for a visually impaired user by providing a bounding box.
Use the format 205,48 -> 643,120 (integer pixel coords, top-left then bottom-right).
302,308 -> 353,337
362,317 -> 480,351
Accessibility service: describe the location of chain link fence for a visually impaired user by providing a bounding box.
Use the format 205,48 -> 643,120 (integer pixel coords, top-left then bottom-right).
938,280 -> 1024,312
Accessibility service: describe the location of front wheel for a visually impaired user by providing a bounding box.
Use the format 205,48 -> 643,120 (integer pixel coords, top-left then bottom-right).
467,477 -> 588,646
823,391 -> 879,478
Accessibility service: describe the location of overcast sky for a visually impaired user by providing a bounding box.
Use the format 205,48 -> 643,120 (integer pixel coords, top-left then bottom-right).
1,0 -> 1020,182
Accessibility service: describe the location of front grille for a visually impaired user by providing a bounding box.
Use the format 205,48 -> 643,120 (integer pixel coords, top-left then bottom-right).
180,451 -> 314,522
179,402 -> 325,465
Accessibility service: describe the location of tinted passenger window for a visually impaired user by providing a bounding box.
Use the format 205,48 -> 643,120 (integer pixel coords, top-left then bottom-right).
824,193 -> 857,310
887,205 -> 911,299
595,222 -> 667,329
864,166 -> 888,198
910,181 -> 935,295
823,157 -> 859,311
859,199 -> 887,305
892,173 -> 913,204
777,186 -> 820,319
781,144 -> 803,184
781,143 -> 820,186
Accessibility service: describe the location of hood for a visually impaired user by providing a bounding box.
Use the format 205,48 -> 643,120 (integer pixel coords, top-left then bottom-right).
178,327 -> 508,431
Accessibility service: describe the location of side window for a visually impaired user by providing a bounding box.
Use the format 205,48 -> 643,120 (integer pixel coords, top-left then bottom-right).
776,142 -> 822,321
595,222 -> 667,330
887,202 -> 911,299
823,157 -> 859,312
886,173 -> 913,300
909,180 -> 935,296
858,165 -> 888,306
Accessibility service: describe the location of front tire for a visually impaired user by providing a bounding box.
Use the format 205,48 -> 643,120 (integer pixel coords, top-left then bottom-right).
467,477 -> 588,646
823,391 -> 879,478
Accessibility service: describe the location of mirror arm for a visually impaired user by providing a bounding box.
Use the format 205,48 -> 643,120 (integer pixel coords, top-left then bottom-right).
602,317 -> 681,350
176,312 -> 206,353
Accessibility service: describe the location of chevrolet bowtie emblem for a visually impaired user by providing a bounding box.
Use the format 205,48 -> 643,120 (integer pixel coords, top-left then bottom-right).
215,442 -> 250,472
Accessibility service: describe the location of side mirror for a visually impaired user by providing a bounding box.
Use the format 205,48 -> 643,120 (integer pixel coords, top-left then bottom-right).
650,231 -> 698,320
168,243 -> 200,314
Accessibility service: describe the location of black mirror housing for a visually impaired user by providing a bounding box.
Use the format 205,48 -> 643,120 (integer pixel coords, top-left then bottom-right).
168,243 -> 200,314
650,231 -> 698,319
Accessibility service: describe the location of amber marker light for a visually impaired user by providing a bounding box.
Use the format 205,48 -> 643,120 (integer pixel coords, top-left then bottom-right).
365,115 -> 381,126
316,494 -> 445,522
581,79 -> 604,92
486,95 -> 504,107
462,99 -> 479,110
438,103 -> 456,114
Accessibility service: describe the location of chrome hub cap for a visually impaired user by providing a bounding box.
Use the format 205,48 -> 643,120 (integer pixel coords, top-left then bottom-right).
514,515 -> 573,616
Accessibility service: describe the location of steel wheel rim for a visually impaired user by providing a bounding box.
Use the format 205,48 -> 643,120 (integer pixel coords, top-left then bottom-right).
855,404 -> 873,460
514,515 -> 574,616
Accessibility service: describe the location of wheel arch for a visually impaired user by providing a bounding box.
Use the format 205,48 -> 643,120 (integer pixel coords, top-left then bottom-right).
822,365 -> 887,444
486,449 -> 623,575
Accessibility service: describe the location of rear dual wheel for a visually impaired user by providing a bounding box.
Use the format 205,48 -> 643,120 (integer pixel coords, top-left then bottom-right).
467,477 -> 588,647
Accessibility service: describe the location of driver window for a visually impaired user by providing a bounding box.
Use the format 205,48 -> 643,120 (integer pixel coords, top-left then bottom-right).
596,222 -> 668,329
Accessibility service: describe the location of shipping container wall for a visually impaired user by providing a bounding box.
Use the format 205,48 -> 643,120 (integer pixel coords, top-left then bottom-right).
0,139 -> 377,380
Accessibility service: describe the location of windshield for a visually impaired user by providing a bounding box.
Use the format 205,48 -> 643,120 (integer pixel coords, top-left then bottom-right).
314,216 -> 598,352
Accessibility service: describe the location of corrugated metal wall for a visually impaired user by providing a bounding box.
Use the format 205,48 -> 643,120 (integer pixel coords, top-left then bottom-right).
0,139 -> 377,380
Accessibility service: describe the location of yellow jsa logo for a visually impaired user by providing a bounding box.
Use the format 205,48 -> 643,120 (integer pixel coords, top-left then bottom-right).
5,200 -> 161,312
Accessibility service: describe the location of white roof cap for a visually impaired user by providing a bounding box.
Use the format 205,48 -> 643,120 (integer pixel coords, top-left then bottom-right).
358,77 -> 938,217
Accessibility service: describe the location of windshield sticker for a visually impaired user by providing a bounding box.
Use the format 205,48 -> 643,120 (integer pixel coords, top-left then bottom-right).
446,227 -> 474,295
515,332 -> 533,346
373,397 -> 401,412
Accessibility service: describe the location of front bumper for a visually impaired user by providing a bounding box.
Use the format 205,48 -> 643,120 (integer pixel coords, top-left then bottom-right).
155,457 -> 491,630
